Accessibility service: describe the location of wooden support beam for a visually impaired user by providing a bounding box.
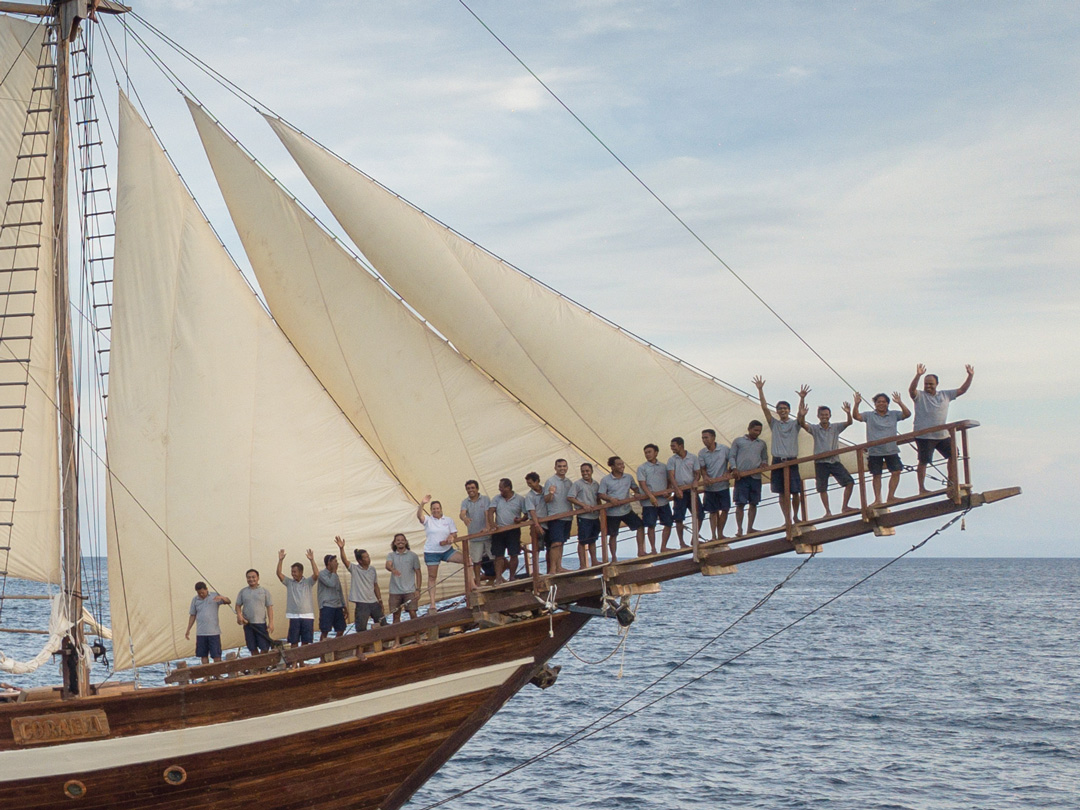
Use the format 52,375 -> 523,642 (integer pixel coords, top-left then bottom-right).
0,2 -> 54,16
604,561 -> 660,596
700,562 -> 737,576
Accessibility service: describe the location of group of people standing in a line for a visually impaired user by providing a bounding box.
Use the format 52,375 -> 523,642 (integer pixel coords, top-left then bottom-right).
187,365 -> 972,663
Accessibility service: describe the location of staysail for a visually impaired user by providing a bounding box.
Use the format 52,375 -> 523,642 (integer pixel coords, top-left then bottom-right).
188,101 -> 592,508
106,96 -> 424,669
0,16 -> 60,586
267,120 -> 802,463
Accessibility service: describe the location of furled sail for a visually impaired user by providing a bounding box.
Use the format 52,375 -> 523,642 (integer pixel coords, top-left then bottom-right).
106,96 -> 424,669
187,101 -> 591,510
267,120 -> 803,464
0,16 -> 60,585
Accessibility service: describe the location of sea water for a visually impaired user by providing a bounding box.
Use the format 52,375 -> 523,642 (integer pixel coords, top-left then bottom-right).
2,558 -> 1076,809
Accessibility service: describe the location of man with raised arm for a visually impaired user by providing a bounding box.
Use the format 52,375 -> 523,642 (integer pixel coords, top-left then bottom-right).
730,421 -> 768,536
637,444 -> 672,553
316,551 -> 347,641
753,376 -> 807,526
487,478 -> 528,582
853,391 -> 911,505
699,429 -> 733,542
336,536 -> 385,632
460,480 -> 492,588
543,459 -> 574,574
277,549 -> 318,646
597,456 -> 645,561
185,582 -> 230,664
909,364 -> 974,494
798,398 -> 855,515
235,569 -> 274,656
666,437 -> 702,549
417,495 -> 461,614
569,462 -> 602,568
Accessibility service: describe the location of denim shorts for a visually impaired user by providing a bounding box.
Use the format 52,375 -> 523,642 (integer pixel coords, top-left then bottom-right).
424,548 -> 456,565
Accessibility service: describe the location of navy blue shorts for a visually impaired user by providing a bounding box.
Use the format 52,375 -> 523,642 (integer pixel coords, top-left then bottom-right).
242,622 -> 271,655
641,503 -> 673,528
916,437 -> 952,466
319,606 -> 346,636
195,634 -> 222,659
869,453 -> 903,475
734,477 -> 761,505
606,511 -> 643,538
671,489 -> 702,524
769,458 -> 802,495
545,519 -> 571,547
577,518 -> 600,545
702,490 -> 731,513
491,528 -> 521,557
815,461 -> 854,490
287,618 -> 314,645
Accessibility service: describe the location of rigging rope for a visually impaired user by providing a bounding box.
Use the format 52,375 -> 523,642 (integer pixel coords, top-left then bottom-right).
413,509 -> 968,809
455,0 -> 857,393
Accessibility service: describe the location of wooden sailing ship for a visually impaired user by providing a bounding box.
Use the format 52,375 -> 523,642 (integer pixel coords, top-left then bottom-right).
0,3 -> 1019,808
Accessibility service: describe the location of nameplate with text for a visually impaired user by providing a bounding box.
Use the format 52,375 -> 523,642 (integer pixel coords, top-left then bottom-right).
11,710 -> 110,745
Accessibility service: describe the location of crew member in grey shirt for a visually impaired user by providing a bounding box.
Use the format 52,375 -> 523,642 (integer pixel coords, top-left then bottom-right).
524,472 -> 552,573
385,534 -> 422,622
277,549 -> 317,646
637,444 -> 672,554
667,437 -> 702,549
316,552 -> 347,641
853,391 -> 911,505
235,569 -> 274,656
569,462 -> 602,569
460,479 -> 493,586
699,429 -> 733,542
185,582 -> 230,664
597,456 -> 645,561
909,363 -> 974,493
798,400 -> 854,515
543,459 -> 574,574
336,535 -> 385,632
487,478 -> 528,582
731,421 -> 768,536
754,376 -> 808,525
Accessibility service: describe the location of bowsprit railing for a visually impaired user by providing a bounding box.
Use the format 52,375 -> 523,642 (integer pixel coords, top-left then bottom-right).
457,419 -> 983,602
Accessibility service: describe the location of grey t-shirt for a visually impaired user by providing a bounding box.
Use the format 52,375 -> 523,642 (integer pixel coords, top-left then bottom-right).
666,452 -> 701,487
524,488 -> 548,520
770,418 -> 801,458
316,568 -> 346,609
913,389 -> 958,440
570,478 -> 600,521
235,586 -> 273,624
730,436 -> 768,477
598,473 -> 638,517
348,565 -> 379,604
543,475 -> 574,520
490,493 -> 527,528
864,410 -> 904,456
698,445 -> 732,492
460,494 -> 491,535
636,460 -> 670,506
189,593 -> 223,636
387,550 -> 421,595
284,577 -> 315,617
808,422 -> 848,458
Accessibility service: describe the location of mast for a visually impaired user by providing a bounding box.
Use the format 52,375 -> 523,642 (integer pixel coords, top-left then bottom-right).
53,0 -> 83,696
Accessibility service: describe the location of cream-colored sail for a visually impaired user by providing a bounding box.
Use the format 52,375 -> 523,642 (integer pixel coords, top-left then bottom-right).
267,120 -> 808,464
106,96 -> 426,669
0,17 -> 60,585
188,101 -> 591,511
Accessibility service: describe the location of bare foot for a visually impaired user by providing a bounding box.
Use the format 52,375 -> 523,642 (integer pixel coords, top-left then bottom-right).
824,510 -> 833,517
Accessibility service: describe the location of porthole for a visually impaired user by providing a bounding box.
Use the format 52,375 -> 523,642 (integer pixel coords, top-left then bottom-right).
63,779 -> 86,799
163,765 -> 187,785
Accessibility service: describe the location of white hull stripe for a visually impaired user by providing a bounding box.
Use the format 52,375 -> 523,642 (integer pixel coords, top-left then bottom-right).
0,656 -> 534,781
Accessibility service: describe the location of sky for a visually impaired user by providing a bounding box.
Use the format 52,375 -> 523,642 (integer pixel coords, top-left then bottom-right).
82,1 -> 1078,556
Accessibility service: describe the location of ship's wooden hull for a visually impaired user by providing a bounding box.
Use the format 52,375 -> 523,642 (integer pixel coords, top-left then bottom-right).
0,612 -> 588,810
